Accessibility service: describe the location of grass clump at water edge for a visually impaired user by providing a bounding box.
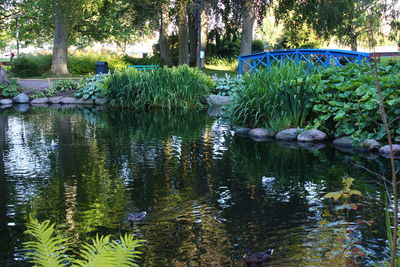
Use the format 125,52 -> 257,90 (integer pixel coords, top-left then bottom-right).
103,65 -> 214,109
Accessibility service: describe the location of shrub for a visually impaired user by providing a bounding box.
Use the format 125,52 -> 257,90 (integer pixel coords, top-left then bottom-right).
0,79 -> 21,97
103,65 -> 214,109
46,80 -> 80,97
10,54 -> 52,77
252,39 -> 265,53
75,75 -> 106,100
309,61 -> 400,140
227,63 -> 316,131
214,74 -> 244,96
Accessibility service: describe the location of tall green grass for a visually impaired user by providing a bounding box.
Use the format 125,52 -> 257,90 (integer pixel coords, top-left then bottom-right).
227,63 -> 316,131
103,65 -> 214,109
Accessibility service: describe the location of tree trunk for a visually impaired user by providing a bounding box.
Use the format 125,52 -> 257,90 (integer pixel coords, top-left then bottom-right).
188,8 -> 198,67
349,26 -> 358,51
198,4 -> 208,68
0,67 -> 9,84
239,1 -> 256,71
51,0 -> 69,75
177,0 -> 189,65
159,2 -> 173,66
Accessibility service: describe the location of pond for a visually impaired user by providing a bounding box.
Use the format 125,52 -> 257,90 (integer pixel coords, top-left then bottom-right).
0,106 -> 393,266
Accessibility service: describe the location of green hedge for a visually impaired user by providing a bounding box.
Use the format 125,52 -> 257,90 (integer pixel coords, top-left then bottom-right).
10,52 -> 161,77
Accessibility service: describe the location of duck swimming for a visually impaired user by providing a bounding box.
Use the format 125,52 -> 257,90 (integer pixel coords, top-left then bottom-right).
243,249 -> 273,266
128,211 -> 147,222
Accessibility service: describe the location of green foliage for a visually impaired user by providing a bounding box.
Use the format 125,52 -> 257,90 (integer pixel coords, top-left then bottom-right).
10,55 -> 52,78
252,39 -> 265,53
227,63 -> 315,131
24,218 -> 68,267
103,65 -> 214,109
24,218 -> 144,267
52,80 -> 79,91
31,91 -> 48,99
0,79 -> 21,97
75,75 -> 105,100
214,74 -> 244,96
309,61 -> 400,140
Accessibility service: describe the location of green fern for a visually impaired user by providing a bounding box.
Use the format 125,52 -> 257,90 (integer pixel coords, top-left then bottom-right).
24,218 -> 144,267
24,218 -> 69,267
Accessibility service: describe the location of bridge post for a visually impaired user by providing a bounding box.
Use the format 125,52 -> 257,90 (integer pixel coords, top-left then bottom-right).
238,57 -> 243,75
295,49 -> 299,65
325,51 -> 330,68
266,53 -> 270,70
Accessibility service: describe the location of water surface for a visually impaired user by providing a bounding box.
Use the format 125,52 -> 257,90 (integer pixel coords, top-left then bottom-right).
0,106 -> 392,266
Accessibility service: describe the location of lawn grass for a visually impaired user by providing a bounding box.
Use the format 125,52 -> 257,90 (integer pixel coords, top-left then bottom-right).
202,65 -> 237,77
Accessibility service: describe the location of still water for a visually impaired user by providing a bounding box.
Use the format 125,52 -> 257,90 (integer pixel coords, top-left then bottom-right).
0,106 -> 393,266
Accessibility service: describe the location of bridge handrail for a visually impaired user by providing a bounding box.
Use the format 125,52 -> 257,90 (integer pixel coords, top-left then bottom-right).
238,49 -> 371,74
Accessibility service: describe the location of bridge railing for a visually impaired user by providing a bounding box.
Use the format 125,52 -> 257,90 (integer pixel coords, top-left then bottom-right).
238,49 -> 371,74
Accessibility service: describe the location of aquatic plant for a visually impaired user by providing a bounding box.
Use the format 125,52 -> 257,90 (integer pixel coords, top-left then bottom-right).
103,65 -> 214,109
309,60 -> 400,140
227,62 -> 315,131
24,218 -> 144,267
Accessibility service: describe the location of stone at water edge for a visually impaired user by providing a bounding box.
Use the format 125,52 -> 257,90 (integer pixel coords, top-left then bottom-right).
0,99 -> 12,105
379,144 -> 400,158
248,128 -> 275,139
30,97 -> 49,104
48,96 -> 63,104
297,129 -> 328,142
76,98 -> 94,105
333,136 -> 354,148
12,93 -> 30,104
235,128 -> 252,136
359,139 -> 381,152
60,97 -> 78,104
275,128 -> 303,141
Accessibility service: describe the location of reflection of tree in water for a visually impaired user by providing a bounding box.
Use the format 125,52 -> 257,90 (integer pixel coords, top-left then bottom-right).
0,107 -> 392,265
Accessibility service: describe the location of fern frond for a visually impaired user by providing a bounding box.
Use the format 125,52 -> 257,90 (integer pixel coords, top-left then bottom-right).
23,218 -> 69,267
108,234 -> 144,267
73,234 -> 114,267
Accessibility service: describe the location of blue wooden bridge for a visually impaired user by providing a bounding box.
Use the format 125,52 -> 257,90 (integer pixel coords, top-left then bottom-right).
238,49 -> 371,74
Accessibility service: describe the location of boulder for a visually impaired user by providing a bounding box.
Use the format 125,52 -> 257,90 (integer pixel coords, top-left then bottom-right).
333,136 -> 354,148
49,96 -> 63,104
0,99 -> 12,105
76,98 -> 94,105
13,104 -> 30,113
95,98 -> 108,105
60,97 -> 78,104
248,128 -> 274,139
297,129 -> 328,142
206,94 -> 232,106
30,97 -> 49,105
12,93 -> 29,103
359,139 -> 381,152
379,144 -> 400,158
276,128 -> 303,141
235,127 -> 252,136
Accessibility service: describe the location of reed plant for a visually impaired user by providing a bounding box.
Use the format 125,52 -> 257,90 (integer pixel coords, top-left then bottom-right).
227,63 -> 316,131
103,65 -> 214,109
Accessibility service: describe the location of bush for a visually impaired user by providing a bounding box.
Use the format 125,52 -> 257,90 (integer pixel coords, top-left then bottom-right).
214,74 -> 244,96
103,65 -> 214,109
75,75 -> 106,100
227,63 -> 316,131
46,80 -> 80,97
0,79 -> 21,97
252,39 -> 265,53
10,54 -> 52,77
309,61 -> 400,140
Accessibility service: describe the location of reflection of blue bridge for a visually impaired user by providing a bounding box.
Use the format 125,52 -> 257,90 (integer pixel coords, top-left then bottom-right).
238,49 -> 371,74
